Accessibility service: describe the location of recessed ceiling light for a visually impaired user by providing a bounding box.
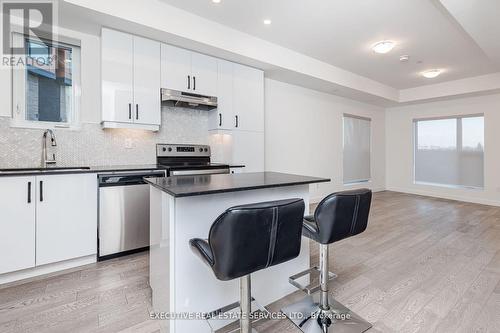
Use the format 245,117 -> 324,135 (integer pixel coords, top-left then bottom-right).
421,69 -> 442,79
371,40 -> 395,54
212,0 -> 221,3
399,55 -> 410,62
263,19 -> 272,25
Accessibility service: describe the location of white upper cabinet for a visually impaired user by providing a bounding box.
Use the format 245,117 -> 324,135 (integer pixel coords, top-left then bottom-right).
35,174 -> 97,266
209,61 -> 264,132
209,59 -> 234,130
133,36 -> 161,126
191,52 -> 218,96
161,44 -> 218,96
101,28 -> 161,130
161,44 -> 191,92
233,63 -> 265,132
101,29 -> 134,124
0,176 -> 36,274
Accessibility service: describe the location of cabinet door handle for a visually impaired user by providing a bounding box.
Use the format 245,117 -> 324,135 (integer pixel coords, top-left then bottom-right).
136,104 -> 139,120
235,115 -> 239,128
27,181 -> 31,203
193,76 -> 196,90
187,75 -> 191,90
128,103 -> 132,119
219,113 -> 222,126
39,181 -> 43,202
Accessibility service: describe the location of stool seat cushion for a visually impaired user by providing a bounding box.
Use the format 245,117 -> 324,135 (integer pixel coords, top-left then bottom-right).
304,189 -> 372,245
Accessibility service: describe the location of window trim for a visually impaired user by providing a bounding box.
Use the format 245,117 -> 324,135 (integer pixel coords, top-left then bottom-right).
412,113 -> 485,190
342,113 -> 372,185
10,33 -> 81,130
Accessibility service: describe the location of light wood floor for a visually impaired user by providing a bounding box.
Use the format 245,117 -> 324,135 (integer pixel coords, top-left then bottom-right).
1,191 -> 499,333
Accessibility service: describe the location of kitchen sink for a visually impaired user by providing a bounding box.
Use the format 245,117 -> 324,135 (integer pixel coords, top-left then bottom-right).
0,167 -> 91,173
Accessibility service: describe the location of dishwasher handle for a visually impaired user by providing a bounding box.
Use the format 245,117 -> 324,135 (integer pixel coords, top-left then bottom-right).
99,171 -> 165,187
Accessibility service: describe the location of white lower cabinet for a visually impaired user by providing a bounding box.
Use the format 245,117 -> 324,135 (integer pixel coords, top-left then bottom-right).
0,174 -> 97,275
0,176 -> 36,274
36,174 -> 98,266
232,130 -> 265,173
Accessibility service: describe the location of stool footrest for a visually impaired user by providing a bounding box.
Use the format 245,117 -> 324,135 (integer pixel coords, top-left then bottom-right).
203,297 -> 256,320
203,297 -> 269,332
289,266 -> 337,295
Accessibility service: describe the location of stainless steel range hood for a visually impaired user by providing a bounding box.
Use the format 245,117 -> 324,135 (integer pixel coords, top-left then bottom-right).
161,88 -> 217,110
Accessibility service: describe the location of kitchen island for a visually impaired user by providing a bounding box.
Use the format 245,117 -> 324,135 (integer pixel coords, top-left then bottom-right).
145,172 -> 330,333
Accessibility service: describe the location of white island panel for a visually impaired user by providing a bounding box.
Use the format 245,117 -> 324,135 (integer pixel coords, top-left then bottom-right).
150,185 -> 311,333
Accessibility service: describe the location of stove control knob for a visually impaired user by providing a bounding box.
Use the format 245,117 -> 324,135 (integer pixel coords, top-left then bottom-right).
162,147 -> 166,152
168,147 -> 172,152
204,148 -> 208,152
199,148 -> 203,152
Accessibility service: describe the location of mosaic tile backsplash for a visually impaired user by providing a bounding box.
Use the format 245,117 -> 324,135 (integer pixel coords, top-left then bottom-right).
0,106 -> 209,168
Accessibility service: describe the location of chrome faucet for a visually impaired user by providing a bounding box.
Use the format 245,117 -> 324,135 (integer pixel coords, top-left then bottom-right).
42,129 -> 57,167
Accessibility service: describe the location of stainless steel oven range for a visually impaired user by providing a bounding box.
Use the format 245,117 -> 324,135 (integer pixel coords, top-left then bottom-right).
156,144 -> 230,176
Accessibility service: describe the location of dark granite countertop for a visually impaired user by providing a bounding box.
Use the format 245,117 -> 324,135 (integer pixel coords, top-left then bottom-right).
0,164 -> 161,177
0,164 -> 247,177
144,172 -> 330,197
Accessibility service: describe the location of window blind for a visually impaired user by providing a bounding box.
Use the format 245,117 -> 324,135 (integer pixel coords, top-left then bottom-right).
343,114 -> 371,184
414,115 -> 484,188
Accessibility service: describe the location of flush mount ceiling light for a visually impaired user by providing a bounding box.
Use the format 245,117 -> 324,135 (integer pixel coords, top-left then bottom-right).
212,0 -> 221,3
371,40 -> 395,54
421,69 -> 442,79
263,19 -> 272,25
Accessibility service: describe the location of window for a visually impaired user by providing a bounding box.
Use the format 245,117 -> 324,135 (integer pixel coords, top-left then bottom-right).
414,115 -> 484,188
12,34 -> 80,128
343,114 -> 371,184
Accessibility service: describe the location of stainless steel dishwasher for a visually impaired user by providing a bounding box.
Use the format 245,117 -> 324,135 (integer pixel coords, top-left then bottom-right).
98,170 -> 165,260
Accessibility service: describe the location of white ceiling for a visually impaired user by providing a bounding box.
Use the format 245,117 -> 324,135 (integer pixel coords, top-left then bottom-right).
439,0 -> 500,67
159,0 -> 499,89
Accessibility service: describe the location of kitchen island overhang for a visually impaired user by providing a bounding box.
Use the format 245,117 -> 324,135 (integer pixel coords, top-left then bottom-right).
146,172 -> 330,333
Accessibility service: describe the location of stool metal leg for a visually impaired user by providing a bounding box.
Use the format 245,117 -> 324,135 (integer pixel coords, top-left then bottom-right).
281,244 -> 372,333
319,244 -> 329,310
240,275 -> 252,333
238,275 -> 259,333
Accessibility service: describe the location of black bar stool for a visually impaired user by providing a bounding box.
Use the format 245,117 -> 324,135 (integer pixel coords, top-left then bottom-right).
282,189 -> 373,333
189,198 -> 305,333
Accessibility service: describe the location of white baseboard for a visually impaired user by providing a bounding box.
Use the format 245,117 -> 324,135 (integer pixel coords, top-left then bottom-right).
386,186 -> 500,207
0,255 -> 96,286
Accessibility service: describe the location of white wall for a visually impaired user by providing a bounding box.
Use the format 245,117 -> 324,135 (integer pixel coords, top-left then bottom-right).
264,79 -> 386,202
386,93 -> 500,206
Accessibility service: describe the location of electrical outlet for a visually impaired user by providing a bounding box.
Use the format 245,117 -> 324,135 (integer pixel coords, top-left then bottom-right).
124,138 -> 133,149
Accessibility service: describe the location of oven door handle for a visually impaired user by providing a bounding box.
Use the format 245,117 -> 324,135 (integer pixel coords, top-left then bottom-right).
170,168 -> 229,176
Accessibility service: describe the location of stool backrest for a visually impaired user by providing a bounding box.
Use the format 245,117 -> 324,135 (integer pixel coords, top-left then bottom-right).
314,189 -> 372,244
208,198 -> 305,281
